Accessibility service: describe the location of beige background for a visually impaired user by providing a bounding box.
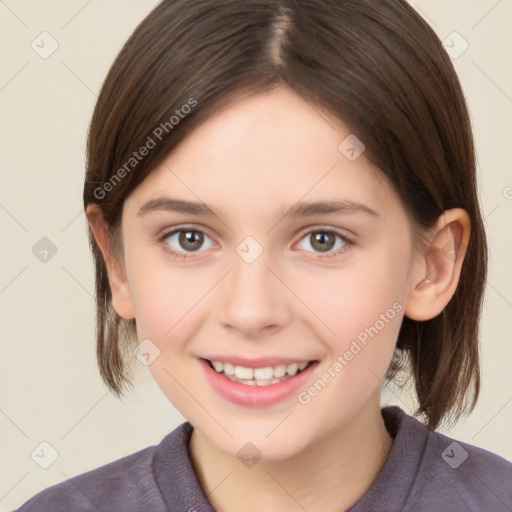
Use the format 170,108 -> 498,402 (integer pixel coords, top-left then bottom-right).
1,1 -> 511,510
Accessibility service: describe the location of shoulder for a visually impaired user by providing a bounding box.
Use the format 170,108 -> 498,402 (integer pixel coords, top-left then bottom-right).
401,411 -> 512,511
421,428 -> 511,507
15,444 -> 167,512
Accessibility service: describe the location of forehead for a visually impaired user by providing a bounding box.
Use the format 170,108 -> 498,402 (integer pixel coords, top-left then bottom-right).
124,87 -> 401,221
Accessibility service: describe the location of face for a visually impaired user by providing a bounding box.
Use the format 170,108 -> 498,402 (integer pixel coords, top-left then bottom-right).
118,86 -> 419,460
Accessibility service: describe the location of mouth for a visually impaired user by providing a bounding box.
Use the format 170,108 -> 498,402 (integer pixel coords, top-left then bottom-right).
202,358 -> 317,386
200,357 -> 319,406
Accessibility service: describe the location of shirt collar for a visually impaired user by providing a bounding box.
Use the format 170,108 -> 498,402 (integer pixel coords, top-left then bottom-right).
347,406 -> 430,511
153,406 -> 429,511
153,420 -> 215,511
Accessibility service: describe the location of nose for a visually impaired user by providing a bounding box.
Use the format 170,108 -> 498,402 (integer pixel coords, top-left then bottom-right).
217,249 -> 292,337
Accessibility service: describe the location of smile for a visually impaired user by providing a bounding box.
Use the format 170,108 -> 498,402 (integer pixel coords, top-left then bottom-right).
199,358 -> 320,407
207,359 -> 313,386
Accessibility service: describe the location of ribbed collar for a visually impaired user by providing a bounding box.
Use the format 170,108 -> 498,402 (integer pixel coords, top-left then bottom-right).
153,406 -> 429,511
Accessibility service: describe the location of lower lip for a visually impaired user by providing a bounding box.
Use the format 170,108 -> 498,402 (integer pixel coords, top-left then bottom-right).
199,358 -> 319,407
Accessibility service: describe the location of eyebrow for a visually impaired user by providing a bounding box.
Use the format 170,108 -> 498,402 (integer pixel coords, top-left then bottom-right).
137,197 -> 380,219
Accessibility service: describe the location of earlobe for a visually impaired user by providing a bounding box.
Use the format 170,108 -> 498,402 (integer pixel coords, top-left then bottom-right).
86,205 -> 135,320
405,208 -> 470,321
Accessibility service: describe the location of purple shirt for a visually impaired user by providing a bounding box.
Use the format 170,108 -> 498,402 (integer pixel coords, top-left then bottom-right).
15,406 -> 512,511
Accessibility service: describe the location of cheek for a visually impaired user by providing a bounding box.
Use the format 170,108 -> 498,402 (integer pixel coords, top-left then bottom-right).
302,260 -> 407,344
295,243 -> 410,380
127,257 -> 214,412
125,245 -> 210,349
292,266 -> 405,428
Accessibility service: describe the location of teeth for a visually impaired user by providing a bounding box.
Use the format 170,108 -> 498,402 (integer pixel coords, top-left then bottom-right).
287,363 -> 299,376
253,367 -> 274,380
273,364 -> 287,378
235,366 -> 253,380
223,362 -> 235,375
208,359 -> 312,385
211,361 -> 224,372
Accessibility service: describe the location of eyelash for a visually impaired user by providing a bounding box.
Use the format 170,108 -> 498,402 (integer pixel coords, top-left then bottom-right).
157,226 -> 354,260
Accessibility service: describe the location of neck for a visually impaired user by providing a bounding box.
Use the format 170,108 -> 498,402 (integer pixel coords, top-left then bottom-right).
188,394 -> 394,512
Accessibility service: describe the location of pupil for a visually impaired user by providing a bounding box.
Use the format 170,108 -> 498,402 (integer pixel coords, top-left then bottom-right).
312,232 -> 334,252
180,230 -> 203,251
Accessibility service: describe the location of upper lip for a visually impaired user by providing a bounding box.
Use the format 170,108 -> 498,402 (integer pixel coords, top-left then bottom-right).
201,355 -> 317,368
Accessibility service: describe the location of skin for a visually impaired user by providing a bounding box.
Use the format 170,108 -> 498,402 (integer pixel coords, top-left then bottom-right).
87,86 -> 470,512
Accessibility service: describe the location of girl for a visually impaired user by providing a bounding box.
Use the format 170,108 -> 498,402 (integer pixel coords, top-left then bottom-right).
16,0 -> 511,511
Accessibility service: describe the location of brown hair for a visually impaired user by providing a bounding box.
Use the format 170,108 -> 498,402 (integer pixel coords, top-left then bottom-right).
84,0 -> 487,430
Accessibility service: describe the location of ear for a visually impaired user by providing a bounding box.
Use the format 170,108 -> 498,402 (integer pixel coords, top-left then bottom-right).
86,205 -> 135,320
404,208 -> 471,321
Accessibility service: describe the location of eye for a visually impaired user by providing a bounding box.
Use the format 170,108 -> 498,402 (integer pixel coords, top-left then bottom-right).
158,226 -> 352,260
296,229 -> 352,257
159,227 -> 216,258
